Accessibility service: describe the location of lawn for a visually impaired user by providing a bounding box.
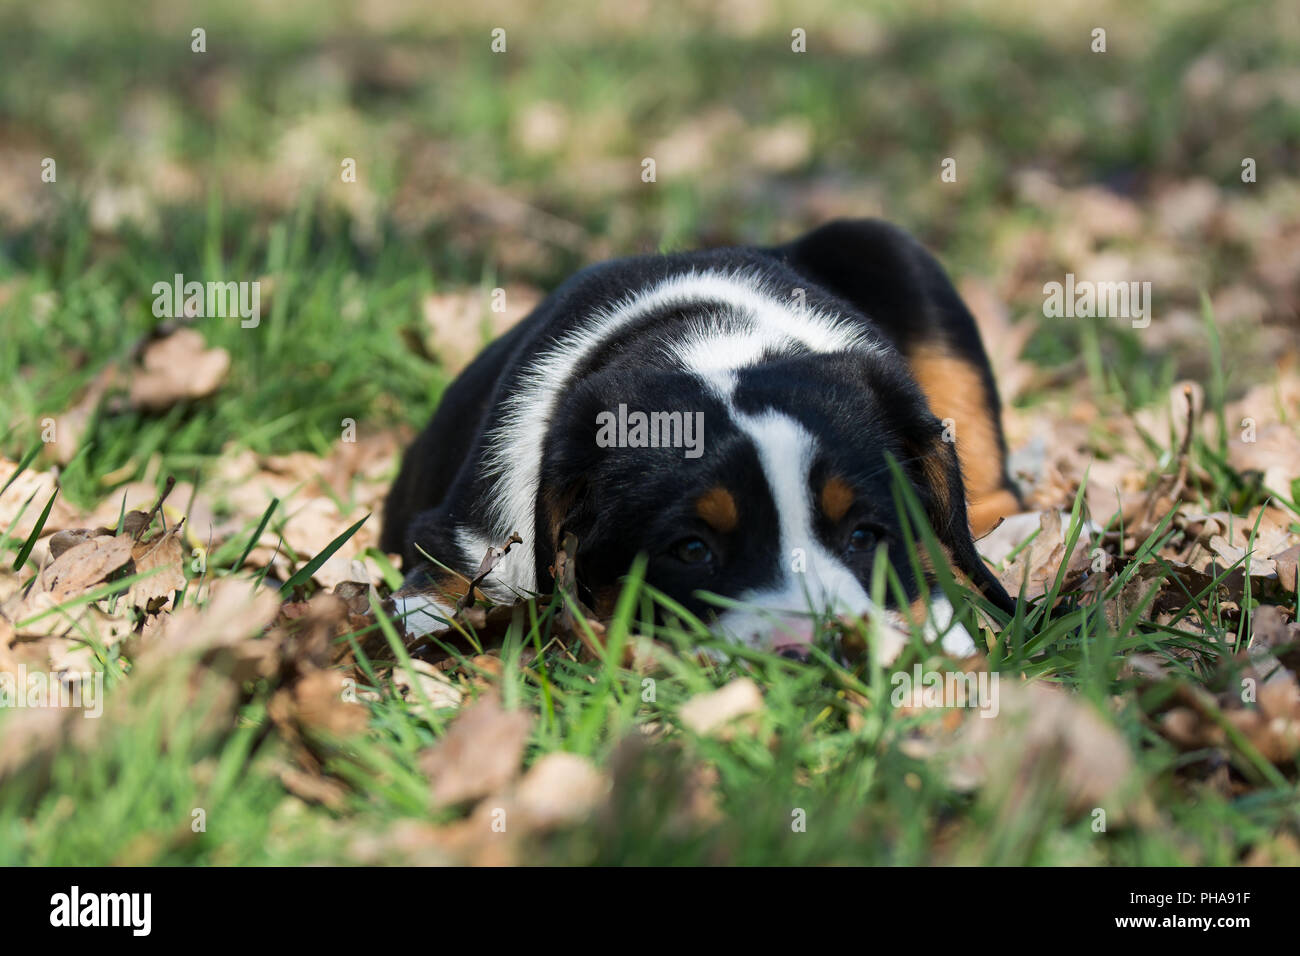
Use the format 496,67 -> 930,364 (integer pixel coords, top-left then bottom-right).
1,0 -> 1299,865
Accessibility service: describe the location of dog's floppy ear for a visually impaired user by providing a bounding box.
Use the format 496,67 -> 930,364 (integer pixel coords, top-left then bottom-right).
884,383 -> 1015,616
911,430 -> 1015,614
536,380 -> 609,589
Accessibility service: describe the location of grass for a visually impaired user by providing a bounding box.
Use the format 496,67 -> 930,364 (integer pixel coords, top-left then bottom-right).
1,404 -> 1296,865
2,0 -> 1299,865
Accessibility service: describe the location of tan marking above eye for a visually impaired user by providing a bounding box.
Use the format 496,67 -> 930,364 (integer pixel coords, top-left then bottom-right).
819,475 -> 854,523
695,486 -> 739,533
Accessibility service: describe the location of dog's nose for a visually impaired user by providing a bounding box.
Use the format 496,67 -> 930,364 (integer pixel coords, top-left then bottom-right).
768,615 -> 816,661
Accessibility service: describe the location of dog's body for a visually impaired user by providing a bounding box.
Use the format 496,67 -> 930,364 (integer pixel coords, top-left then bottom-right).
382,219 -> 1020,656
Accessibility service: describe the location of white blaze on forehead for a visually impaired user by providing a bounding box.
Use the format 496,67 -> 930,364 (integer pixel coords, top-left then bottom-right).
479,270 -> 875,597
716,411 -> 875,648
715,411 -> 979,655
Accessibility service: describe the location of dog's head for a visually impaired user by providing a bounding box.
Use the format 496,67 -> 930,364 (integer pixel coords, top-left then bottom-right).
539,349 -> 1012,657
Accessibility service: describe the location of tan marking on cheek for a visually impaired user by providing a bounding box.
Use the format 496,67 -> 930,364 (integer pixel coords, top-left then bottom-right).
695,486 -> 738,534
906,344 -> 1007,506
819,476 -> 854,523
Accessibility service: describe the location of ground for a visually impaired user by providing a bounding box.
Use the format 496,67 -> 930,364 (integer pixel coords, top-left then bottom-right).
1,0 -> 1299,864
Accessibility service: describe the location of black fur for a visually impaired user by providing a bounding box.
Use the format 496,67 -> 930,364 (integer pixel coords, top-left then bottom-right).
382,219 -> 1017,631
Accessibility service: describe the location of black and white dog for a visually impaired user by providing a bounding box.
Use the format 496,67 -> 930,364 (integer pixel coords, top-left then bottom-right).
381,220 -> 1020,658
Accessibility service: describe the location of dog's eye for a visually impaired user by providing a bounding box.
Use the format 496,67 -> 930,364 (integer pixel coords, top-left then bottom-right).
671,537 -> 713,565
847,525 -> 877,554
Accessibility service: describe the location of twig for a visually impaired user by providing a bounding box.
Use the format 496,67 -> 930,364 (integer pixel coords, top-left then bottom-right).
135,475 -> 176,541
456,532 -> 523,611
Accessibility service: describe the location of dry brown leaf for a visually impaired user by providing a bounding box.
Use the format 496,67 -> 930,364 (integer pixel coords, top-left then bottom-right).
47,527 -> 113,559
746,117 -> 813,173
0,628 -> 16,667
36,534 -> 133,603
392,659 -> 463,714
945,682 -> 1142,822
1244,831 -> 1300,866
128,526 -> 187,611
514,752 -> 607,829
278,764 -> 350,810
679,677 -> 763,736
975,511 -> 1043,565
150,578 -> 282,660
290,669 -> 370,738
419,695 -> 533,808
344,820 -> 455,866
458,531 -> 522,610
648,107 -> 743,176
1082,456 -> 1147,528
277,497 -> 378,589
1228,423 -> 1300,502
422,285 -> 540,376
44,366 -> 118,466
1270,544 -> 1300,594
128,328 -> 230,411
0,459 -> 79,539
994,509 -> 1092,602
1226,675 -> 1300,765
0,705 -> 72,783
1250,604 -> 1300,673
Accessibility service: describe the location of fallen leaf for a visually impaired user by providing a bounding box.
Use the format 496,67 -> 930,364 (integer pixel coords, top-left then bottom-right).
514,752 -> 607,829
36,534 -> 133,603
422,285 -> 540,376
128,525 -> 187,611
944,682 -> 1141,822
1270,544 -> 1300,594
392,659 -> 463,715
151,578 -> 282,660
128,328 -> 230,411
279,764 -> 350,810
679,678 -> 763,736
420,695 -> 533,808
0,459 -> 79,540
290,669 -> 370,738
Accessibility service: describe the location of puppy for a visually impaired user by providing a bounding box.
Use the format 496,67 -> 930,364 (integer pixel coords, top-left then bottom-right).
381,219 -> 1020,658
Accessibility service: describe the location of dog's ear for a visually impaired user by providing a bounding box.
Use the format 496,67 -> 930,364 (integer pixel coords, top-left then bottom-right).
880,374 -> 1015,616
539,470 -> 589,555
909,429 -> 1015,614
851,352 -> 1013,614
536,381 -> 608,589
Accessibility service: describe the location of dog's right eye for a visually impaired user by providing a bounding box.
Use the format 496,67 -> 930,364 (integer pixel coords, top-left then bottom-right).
671,537 -> 713,565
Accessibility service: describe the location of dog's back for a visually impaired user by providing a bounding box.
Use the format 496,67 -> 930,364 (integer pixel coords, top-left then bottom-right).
382,219 -> 1019,649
